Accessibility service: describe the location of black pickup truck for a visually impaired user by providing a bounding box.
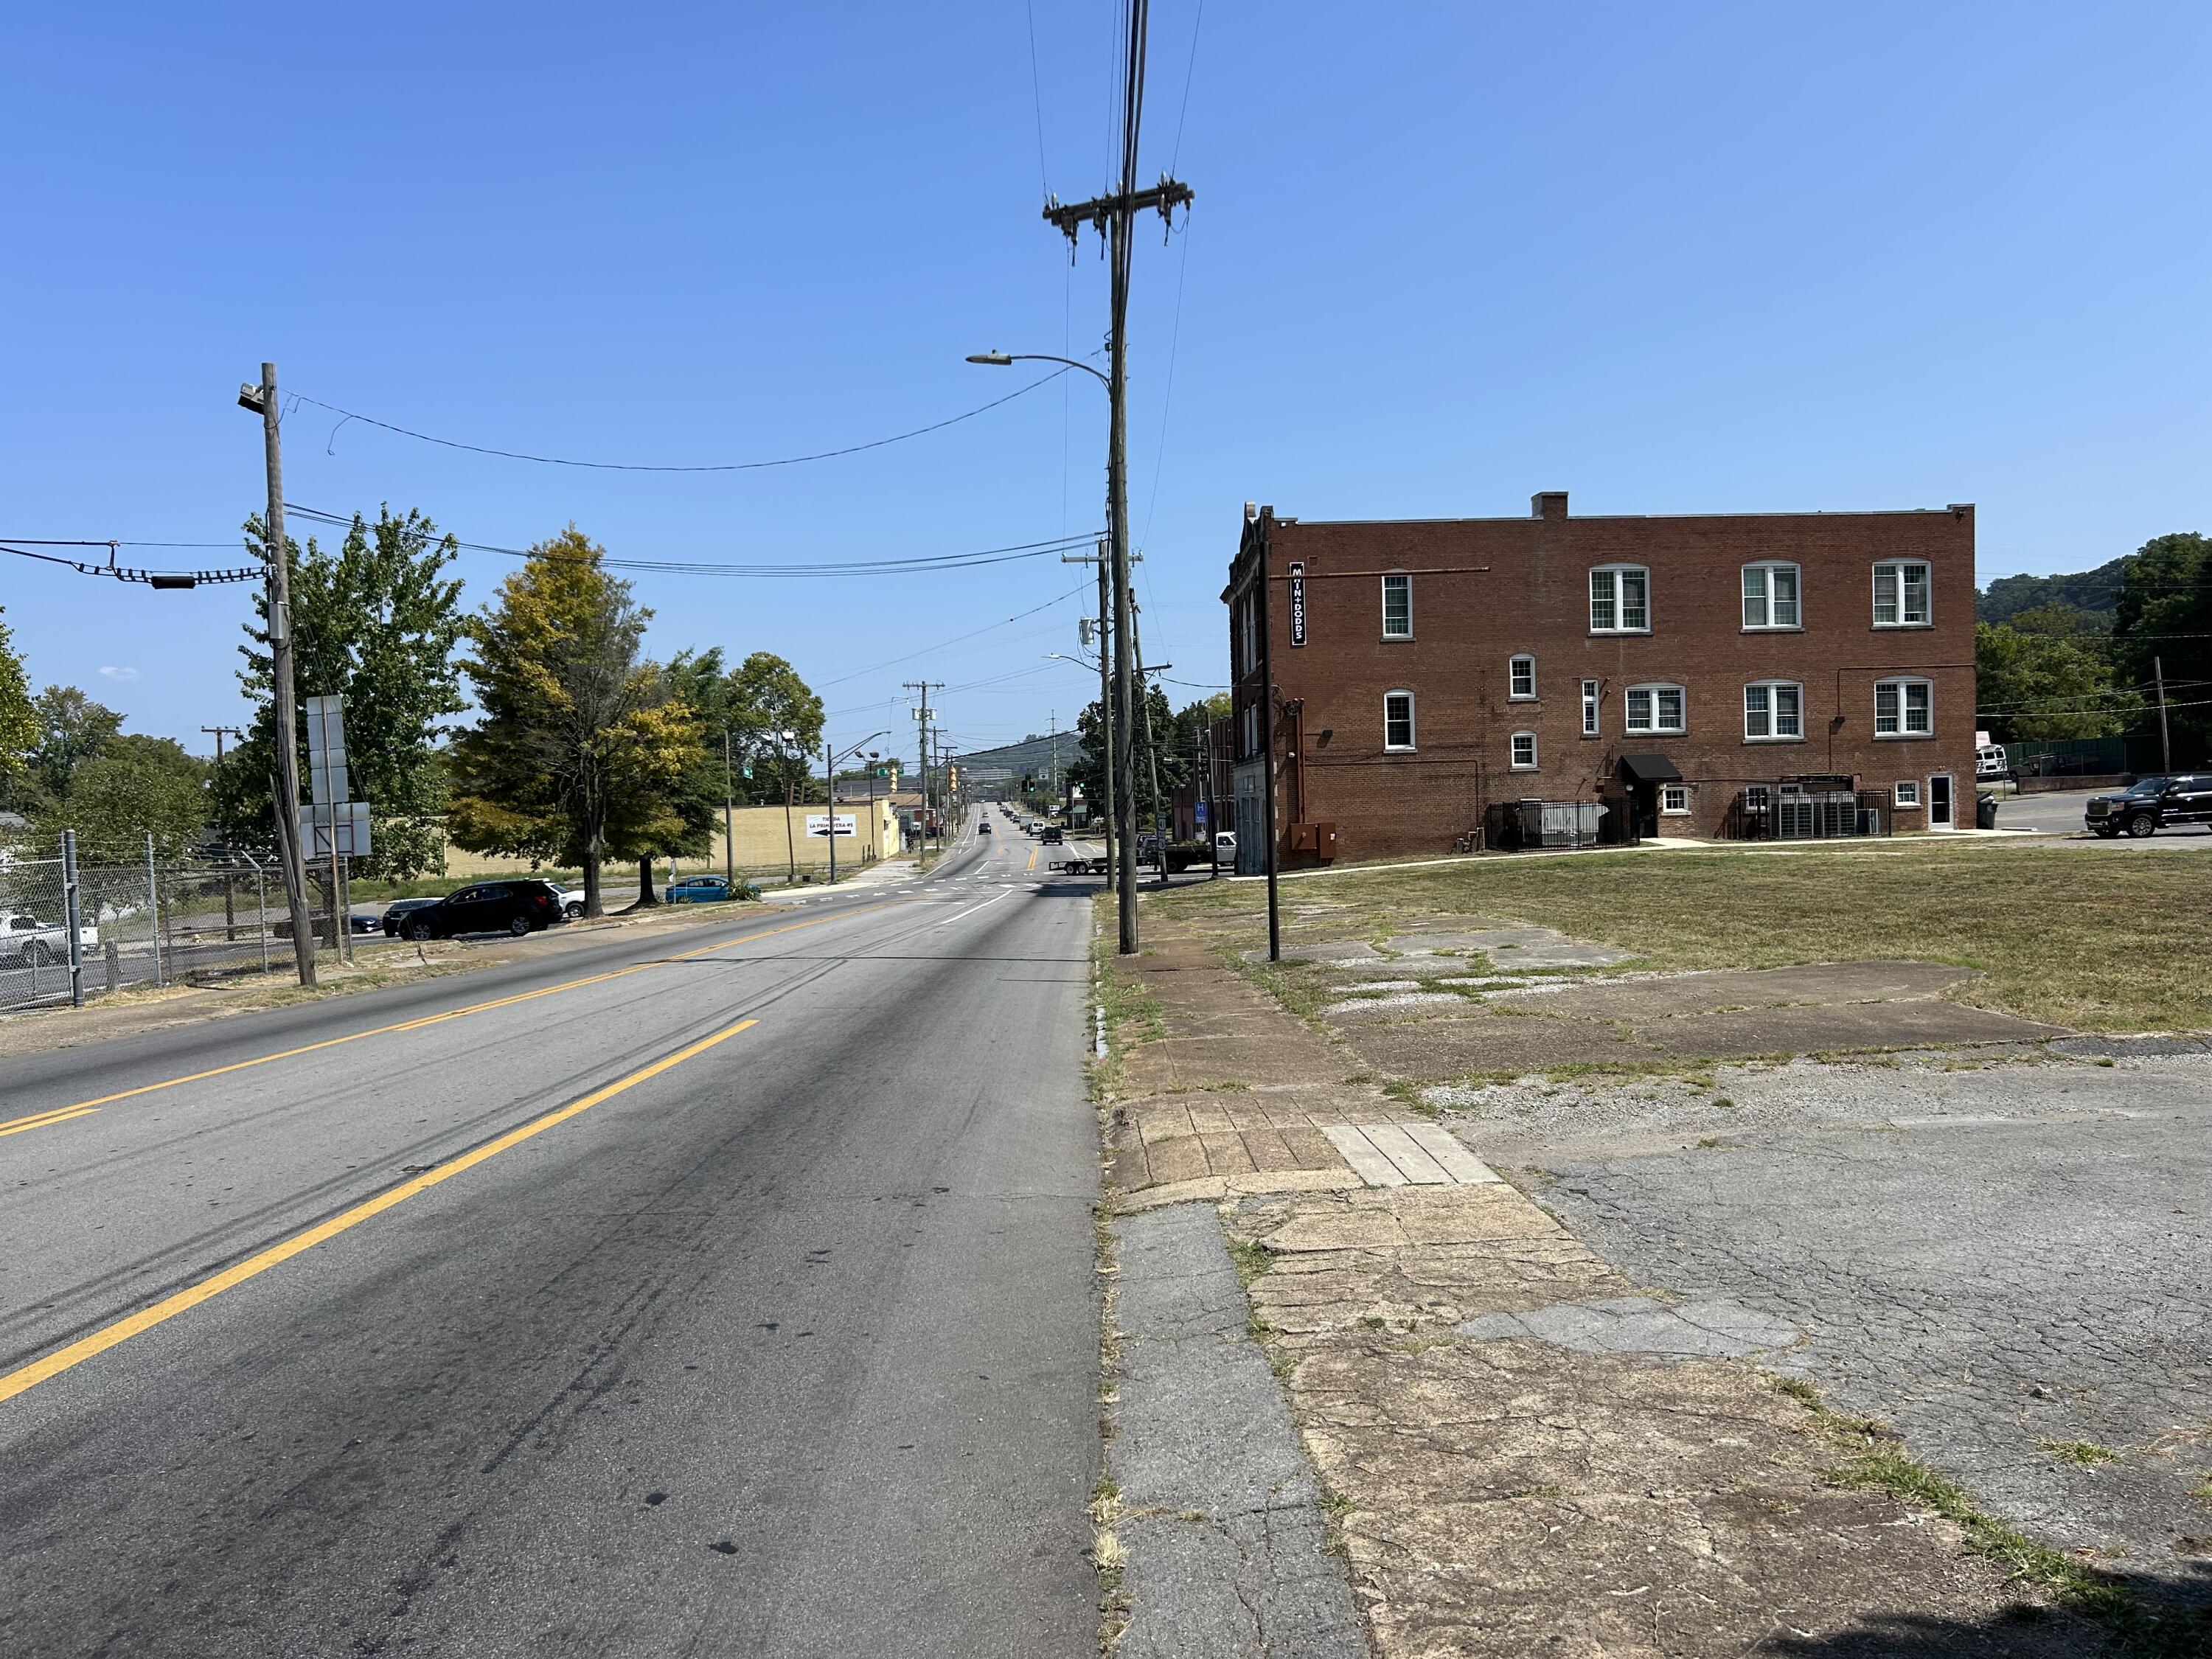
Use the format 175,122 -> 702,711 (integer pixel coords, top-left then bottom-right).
2084,773 -> 2212,838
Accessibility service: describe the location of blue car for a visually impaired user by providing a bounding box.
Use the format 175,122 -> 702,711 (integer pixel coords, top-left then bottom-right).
664,875 -> 735,903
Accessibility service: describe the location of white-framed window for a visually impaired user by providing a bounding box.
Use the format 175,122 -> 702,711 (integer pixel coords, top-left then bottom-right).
1872,560 -> 1932,628
1383,689 -> 1416,751
1588,565 -> 1650,633
1624,683 -> 1686,735
1893,779 -> 1921,807
1874,677 -> 1933,737
1660,783 -> 1689,815
1745,784 -> 1772,813
1742,561 -> 1801,630
1509,654 -> 1537,700
1509,730 -> 1537,771
1381,572 -> 1413,640
1581,679 -> 1601,737
1744,680 -> 1804,740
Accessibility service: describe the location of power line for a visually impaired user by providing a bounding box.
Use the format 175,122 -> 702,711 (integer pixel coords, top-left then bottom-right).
813,582 -> 1090,689
0,543 -> 261,587
281,503 -> 1099,578
287,369 -> 1071,473
1024,0 -> 1051,198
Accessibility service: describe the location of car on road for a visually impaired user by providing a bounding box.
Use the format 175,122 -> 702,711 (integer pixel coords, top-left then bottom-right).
380,897 -> 444,937
0,910 -> 100,966
1214,830 -> 1237,863
664,874 -> 737,903
394,880 -> 563,939
2084,773 -> 2212,838
1039,825 -> 1062,844
978,819 -> 992,834
542,883 -> 585,919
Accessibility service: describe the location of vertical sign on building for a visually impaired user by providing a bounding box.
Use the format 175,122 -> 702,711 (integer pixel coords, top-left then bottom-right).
1287,560 -> 1307,647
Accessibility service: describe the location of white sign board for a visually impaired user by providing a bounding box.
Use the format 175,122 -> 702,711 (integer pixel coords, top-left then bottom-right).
804,813 -> 858,838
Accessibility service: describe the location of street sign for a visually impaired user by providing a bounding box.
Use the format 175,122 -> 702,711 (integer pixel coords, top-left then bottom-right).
804,813 -> 858,838
1194,799 -> 1207,825
302,695 -> 349,804
302,801 -> 371,858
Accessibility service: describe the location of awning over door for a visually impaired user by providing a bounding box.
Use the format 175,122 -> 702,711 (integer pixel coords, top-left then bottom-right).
1618,754 -> 1683,784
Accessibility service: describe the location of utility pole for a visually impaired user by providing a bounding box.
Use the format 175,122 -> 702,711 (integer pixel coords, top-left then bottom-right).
203,725 -> 244,938
1062,543 -> 1117,889
2154,655 -> 2171,773
1043,0 -> 1192,953
905,680 -> 939,850
721,730 -> 736,888
1130,600 -> 1169,889
240,364 -> 316,987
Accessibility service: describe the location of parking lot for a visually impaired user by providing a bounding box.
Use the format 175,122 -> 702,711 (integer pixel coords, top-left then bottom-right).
1996,786 -> 2212,839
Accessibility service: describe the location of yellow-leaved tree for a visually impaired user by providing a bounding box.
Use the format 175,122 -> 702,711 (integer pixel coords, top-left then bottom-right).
447,529 -> 702,917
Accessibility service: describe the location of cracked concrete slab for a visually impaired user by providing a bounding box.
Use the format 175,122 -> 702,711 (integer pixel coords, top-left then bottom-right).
1457,1293 -> 1802,1358
1109,1206 -> 1365,1659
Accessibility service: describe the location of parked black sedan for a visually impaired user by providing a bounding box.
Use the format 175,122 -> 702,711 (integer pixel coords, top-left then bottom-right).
392,880 -> 563,939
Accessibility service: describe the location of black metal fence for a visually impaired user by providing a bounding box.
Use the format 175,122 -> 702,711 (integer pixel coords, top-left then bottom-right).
1725,786 -> 1893,841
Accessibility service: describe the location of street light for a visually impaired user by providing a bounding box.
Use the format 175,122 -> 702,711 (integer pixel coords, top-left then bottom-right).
823,730 -> 890,885
974,345 -> 1130,932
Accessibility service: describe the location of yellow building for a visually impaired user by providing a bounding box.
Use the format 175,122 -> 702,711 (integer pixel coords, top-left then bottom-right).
437,799 -> 902,883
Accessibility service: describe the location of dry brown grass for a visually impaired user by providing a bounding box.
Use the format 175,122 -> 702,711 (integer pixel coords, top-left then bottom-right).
1158,842 -> 2212,1032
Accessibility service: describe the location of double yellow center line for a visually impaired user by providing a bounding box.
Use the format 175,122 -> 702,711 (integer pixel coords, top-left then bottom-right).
0,900 -> 905,1141
0,898 -> 907,1407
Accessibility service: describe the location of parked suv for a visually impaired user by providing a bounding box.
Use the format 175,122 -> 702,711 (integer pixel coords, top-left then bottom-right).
396,880 -> 563,939
2084,773 -> 2212,838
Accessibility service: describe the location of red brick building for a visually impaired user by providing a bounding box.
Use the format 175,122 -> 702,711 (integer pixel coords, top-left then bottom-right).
1225,492 -> 1977,867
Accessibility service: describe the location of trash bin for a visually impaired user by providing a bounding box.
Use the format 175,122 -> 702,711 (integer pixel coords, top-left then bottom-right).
1976,792 -> 1998,829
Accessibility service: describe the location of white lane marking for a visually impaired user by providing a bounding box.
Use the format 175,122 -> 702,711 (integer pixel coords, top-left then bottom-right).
932,888 -> 1015,929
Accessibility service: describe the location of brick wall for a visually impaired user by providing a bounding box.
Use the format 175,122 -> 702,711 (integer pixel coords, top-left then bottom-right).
1227,494 -> 1977,860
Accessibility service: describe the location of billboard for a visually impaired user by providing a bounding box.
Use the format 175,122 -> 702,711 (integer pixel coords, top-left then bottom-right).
804,813 -> 858,838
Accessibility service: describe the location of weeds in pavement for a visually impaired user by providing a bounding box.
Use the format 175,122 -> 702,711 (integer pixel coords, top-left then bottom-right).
1768,1371 -> 2211,1656
1223,1236 -> 1273,1288
2037,1439 -> 2120,1467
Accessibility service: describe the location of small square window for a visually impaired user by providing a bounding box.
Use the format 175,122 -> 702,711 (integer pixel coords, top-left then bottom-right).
1894,780 -> 1921,807
1745,785 -> 1771,812
1509,655 -> 1536,700
1660,784 -> 1689,814
1509,731 -> 1537,771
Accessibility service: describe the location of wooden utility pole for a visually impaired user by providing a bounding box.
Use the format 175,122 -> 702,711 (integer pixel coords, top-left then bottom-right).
2154,655 -> 2171,773
1043,0 -> 1191,953
905,680 -> 939,849
244,363 -> 316,987
1061,543 -> 1116,888
203,724 -> 243,938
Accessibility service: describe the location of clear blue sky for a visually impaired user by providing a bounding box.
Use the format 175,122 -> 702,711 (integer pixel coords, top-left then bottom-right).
5,3 -> 2208,762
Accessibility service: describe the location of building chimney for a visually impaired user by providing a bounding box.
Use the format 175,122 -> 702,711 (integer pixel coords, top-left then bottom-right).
1531,491 -> 1568,521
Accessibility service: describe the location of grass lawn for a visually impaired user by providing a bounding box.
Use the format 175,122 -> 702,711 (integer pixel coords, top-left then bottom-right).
1155,842 -> 2212,1033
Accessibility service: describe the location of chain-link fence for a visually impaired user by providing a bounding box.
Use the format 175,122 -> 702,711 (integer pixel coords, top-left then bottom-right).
0,833 -> 354,1013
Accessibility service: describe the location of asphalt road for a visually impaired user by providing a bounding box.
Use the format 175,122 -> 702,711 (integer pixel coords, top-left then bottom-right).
0,822 -> 1102,1656
1994,785 -> 2212,838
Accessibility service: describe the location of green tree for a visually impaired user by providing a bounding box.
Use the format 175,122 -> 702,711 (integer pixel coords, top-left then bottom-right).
2111,532 -> 2212,765
1975,621 -> 2139,743
0,613 -> 39,806
446,528 -> 700,917
26,685 -> 124,809
726,651 -> 825,806
1066,683 -> 1190,832
218,507 -> 468,877
40,736 -> 209,855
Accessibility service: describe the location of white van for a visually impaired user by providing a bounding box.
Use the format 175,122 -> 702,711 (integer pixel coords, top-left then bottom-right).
1975,743 -> 2009,782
